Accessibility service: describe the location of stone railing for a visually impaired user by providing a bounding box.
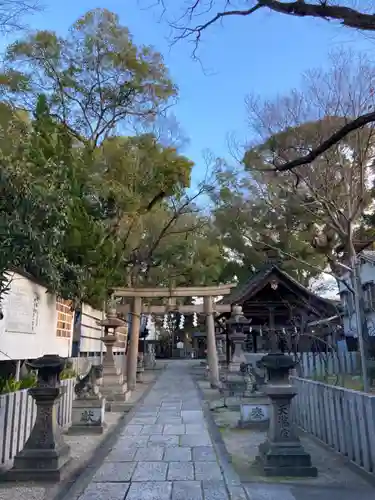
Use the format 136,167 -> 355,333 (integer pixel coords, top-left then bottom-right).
291,376 -> 375,475
0,378 -> 75,467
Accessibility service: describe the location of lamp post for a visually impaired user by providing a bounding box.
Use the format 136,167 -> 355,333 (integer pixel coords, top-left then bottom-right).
226,305 -> 251,372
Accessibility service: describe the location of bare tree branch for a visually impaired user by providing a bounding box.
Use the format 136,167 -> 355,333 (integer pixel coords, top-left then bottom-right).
273,110 -> 375,172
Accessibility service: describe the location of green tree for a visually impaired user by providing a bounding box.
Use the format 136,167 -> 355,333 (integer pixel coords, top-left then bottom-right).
1,8 -> 176,149
210,161 -> 325,286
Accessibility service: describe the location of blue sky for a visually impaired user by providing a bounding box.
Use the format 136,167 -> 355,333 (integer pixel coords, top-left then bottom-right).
9,0 -> 375,187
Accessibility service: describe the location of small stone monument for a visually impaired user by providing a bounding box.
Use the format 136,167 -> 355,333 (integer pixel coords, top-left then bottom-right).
69,364 -> 105,434
7,354 -> 70,481
256,352 -> 317,477
98,304 -> 130,411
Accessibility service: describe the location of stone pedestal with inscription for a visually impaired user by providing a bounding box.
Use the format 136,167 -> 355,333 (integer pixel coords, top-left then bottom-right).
238,397 -> 270,430
5,355 -> 70,482
256,353 -> 317,477
69,397 -> 106,435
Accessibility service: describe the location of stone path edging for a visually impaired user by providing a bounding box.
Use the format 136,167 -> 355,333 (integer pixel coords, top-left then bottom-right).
193,374 -> 244,490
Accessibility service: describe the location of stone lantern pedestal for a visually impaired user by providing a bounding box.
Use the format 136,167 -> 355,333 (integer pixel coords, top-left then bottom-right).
216,333 -> 226,365
6,355 -> 70,481
228,331 -> 247,372
256,352 -> 317,477
99,308 -> 130,412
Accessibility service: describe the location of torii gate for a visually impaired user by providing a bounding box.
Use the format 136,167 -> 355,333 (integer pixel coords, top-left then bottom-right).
113,284 -> 235,390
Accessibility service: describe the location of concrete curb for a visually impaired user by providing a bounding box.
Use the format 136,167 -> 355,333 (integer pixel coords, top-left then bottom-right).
51,368 -> 164,500
194,375 -> 245,490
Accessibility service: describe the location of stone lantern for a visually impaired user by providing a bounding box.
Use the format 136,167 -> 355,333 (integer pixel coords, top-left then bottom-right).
98,304 -> 129,411
227,305 -> 251,372
215,327 -> 226,365
8,354 -> 70,481
256,351 -> 317,477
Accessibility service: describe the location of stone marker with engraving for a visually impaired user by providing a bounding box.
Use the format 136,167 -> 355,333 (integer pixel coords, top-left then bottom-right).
69,364 -> 105,434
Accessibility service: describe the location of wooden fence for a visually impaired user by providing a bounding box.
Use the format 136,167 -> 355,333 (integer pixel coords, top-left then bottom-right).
291,376 -> 375,475
296,351 -> 360,378
0,378 -> 74,467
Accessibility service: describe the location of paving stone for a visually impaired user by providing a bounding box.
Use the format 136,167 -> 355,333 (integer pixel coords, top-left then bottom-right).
148,434 -> 179,446
158,411 -> 182,418
168,462 -> 194,480
161,405 -> 181,411
192,446 -> 217,462
130,416 -> 158,425
180,434 -> 212,447
185,423 -> 207,434
181,410 -> 204,420
121,425 -> 144,436
157,417 -> 183,425
114,435 -> 150,447
163,424 -> 186,435
92,462 -> 136,482
164,447 -> 192,462
134,446 -> 164,461
132,461 -> 168,481
78,482 -> 129,500
140,424 -> 164,435
202,480 -> 229,500
195,462 -> 223,481
243,484 -> 296,500
172,481 -> 203,500
105,447 -> 137,462
125,481 -> 172,500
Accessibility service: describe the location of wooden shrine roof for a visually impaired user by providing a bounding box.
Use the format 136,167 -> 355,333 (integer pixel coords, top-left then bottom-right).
219,264 -> 338,316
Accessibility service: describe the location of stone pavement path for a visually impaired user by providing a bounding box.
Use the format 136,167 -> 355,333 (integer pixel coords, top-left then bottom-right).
74,361 -> 375,500
76,360 -> 247,500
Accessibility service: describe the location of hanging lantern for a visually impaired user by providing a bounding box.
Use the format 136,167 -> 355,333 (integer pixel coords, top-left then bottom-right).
162,314 -> 168,329
179,314 -> 185,330
192,312 -> 198,327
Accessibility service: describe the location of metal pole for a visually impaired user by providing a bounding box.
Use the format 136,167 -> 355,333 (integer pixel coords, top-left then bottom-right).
352,256 -> 369,392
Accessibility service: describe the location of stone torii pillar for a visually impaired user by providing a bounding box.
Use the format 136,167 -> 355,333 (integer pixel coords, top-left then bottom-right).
127,296 -> 142,391
204,296 -> 220,389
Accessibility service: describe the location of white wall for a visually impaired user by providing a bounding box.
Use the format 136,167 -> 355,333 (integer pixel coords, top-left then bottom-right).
78,304 -> 128,355
0,271 -> 72,361
79,303 -> 104,354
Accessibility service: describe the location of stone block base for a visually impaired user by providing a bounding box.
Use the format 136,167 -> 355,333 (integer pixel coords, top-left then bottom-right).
238,401 -> 270,430
257,441 -> 318,477
106,391 -> 132,412
69,397 -> 105,434
6,444 -> 70,482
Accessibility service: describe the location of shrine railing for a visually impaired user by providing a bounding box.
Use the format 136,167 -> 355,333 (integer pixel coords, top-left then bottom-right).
0,378 -> 75,467
291,376 -> 375,475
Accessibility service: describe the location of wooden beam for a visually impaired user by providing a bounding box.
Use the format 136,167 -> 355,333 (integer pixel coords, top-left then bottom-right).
117,304 -> 232,315
113,284 -> 235,298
